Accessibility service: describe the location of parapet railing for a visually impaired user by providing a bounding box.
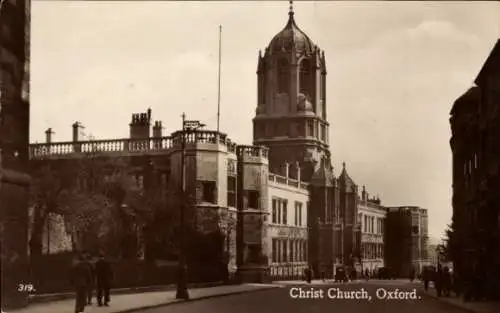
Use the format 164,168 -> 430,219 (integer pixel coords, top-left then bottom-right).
171,130 -> 237,153
29,130 -> 238,159
236,145 -> 269,158
268,173 -> 308,190
358,200 -> 383,210
29,137 -> 175,159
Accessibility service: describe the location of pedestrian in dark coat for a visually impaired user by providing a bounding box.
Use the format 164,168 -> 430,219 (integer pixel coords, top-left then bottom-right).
409,268 -> 415,282
423,268 -> 430,291
435,266 -> 443,297
84,253 -> 95,305
70,253 -> 92,313
94,253 -> 113,306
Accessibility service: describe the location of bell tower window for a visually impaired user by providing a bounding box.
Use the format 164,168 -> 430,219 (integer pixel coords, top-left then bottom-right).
299,59 -> 312,97
277,59 -> 290,93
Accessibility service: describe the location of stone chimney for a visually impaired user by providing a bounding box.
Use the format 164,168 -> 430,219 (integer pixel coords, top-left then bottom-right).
281,162 -> 290,179
153,121 -> 163,138
295,161 -> 301,182
45,128 -> 54,143
129,109 -> 152,139
72,122 -> 83,142
362,185 -> 367,201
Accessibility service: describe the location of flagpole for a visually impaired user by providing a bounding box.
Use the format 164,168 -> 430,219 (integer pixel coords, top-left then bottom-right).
216,25 -> 222,136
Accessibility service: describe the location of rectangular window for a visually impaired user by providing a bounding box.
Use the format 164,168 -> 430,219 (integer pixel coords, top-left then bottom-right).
294,201 -> 302,226
277,200 -> 282,224
321,125 -> 326,141
303,241 -> 307,261
283,240 -> 288,262
290,241 -> 294,262
282,200 -> 288,225
272,239 -> 277,263
272,199 -> 278,223
202,181 -> 216,203
248,190 -> 260,209
299,203 -> 302,226
227,176 -> 236,207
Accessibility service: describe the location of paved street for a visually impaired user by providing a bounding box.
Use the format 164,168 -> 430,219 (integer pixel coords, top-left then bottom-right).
136,281 -> 484,313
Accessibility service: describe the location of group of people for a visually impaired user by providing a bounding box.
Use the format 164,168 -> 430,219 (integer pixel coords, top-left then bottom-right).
70,251 -> 113,313
421,265 -> 453,297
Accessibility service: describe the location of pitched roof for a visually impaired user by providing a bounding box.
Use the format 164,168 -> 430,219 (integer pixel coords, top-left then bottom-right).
475,39 -> 500,88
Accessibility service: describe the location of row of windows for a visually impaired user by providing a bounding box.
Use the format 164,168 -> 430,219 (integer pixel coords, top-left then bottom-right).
362,243 -> 384,259
360,214 -> 384,234
272,198 -> 304,226
271,238 -> 307,263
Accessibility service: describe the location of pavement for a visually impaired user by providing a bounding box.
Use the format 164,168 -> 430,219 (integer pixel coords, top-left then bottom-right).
415,281 -> 500,313
6,283 -> 281,313
7,280 -> 500,313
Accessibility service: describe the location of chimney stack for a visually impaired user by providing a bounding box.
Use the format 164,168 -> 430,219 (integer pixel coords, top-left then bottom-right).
129,110 -> 152,139
295,161 -> 301,182
72,122 -> 83,142
362,185 -> 367,201
153,121 -> 163,138
281,162 -> 290,179
45,128 -> 54,143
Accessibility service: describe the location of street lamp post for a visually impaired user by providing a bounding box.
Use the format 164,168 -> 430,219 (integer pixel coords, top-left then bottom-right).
176,113 -> 205,300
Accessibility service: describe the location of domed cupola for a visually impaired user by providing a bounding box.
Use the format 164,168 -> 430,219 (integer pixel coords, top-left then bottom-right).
267,1 -> 315,56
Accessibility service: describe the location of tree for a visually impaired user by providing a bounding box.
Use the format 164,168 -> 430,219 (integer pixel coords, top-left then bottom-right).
29,162 -> 74,257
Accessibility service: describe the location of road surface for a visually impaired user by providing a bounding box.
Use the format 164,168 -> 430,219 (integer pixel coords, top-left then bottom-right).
136,280 -> 465,313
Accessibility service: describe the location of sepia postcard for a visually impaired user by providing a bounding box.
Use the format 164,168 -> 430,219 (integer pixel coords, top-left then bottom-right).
1,0 -> 500,312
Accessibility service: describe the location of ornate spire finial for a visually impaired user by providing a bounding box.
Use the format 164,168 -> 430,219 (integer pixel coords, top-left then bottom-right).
289,0 -> 294,16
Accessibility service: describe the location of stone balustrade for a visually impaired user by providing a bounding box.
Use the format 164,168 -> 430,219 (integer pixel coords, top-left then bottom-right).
236,145 -> 269,158
29,130 -> 240,159
29,137 -> 175,159
358,200 -> 383,210
268,173 -> 308,190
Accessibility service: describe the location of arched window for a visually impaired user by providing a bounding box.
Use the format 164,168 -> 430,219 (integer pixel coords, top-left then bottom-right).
299,59 -> 312,96
277,59 -> 289,93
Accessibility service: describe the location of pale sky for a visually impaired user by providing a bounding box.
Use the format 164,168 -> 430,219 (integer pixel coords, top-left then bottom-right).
30,1 -> 500,241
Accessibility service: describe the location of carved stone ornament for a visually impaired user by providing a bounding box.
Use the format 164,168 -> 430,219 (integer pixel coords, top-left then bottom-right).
297,93 -> 313,112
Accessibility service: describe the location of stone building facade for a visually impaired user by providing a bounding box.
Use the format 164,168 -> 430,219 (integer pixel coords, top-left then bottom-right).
252,3 -> 364,278
29,108 -> 313,282
357,187 -> 385,273
0,0 -> 31,309
384,206 -> 429,277
26,3 -> 411,283
449,39 -> 500,298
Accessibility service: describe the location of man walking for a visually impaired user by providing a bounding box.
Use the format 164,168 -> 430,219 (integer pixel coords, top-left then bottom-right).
84,253 -> 95,305
95,252 -> 113,306
70,252 -> 92,313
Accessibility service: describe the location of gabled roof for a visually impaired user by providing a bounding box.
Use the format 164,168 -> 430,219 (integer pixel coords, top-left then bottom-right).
475,39 -> 500,88
449,86 -> 481,116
